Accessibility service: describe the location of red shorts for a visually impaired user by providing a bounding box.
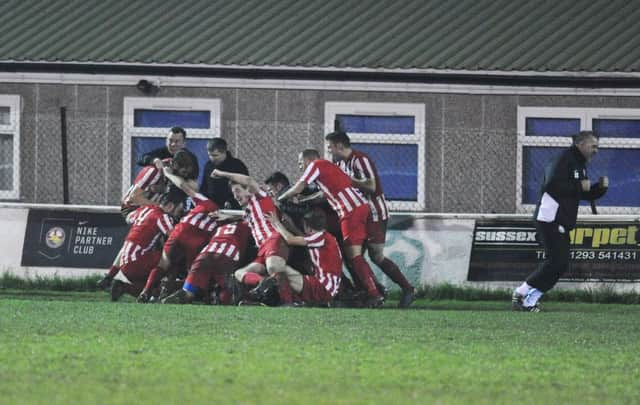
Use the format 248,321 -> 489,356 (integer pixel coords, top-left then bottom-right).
340,204 -> 370,247
186,252 -> 238,291
164,226 -> 210,268
366,217 -> 388,245
299,275 -> 334,306
120,250 -> 161,284
253,235 -> 289,266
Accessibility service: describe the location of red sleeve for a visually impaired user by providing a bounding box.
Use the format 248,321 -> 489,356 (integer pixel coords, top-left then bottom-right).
156,214 -> 174,235
303,231 -> 325,248
135,166 -> 162,189
193,193 -> 219,212
300,161 -> 321,185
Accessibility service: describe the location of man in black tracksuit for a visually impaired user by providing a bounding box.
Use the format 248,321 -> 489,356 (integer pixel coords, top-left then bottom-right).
200,138 -> 249,209
513,131 -> 608,311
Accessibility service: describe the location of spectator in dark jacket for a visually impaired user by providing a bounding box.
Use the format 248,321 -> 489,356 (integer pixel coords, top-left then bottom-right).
136,126 -> 199,180
201,138 -> 249,209
512,131 -> 608,312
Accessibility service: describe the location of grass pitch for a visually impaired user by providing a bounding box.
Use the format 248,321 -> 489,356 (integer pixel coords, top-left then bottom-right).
1,292 -> 639,404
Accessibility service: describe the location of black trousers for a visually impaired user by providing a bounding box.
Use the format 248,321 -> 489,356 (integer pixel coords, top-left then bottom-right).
526,221 -> 571,293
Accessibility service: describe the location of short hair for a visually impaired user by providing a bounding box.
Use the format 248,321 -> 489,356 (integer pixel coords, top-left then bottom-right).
301,149 -> 320,160
170,126 -> 187,139
325,131 -> 351,147
171,150 -> 198,180
207,138 -> 228,152
265,171 -> 290,187
303,208 -> 327,231
160,185 -> 187,206
574,130 -> 597,145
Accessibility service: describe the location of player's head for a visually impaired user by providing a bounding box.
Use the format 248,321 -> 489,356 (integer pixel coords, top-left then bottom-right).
265,171 -> 290,196
324,131 -> 351,160
159,185 -> 187,217
299,149 -> 320,171
302,208 -> 327,233
171,150 -> 198,180
574,130 -> 599,162
167,127 -> 186,155
230,180 -> 251,207
207,138 -> 228,166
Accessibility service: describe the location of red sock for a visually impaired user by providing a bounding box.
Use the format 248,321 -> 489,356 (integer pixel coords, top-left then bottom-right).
144,267 -> 163,291
218,288 -> 231,305
277,275 -> 293,304
351,255 -> 381,298
242,272 -> 263,287
378,258 -> 413,291
107,265 -> 120,278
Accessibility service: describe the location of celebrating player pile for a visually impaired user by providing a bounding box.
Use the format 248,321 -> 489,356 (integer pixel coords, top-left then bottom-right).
99,129 -> 416,309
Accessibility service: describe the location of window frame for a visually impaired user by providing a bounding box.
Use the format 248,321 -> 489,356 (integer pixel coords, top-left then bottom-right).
517,106 -> 640,214
0,95 -> 21,200
324,102 -> 425,211
122,97 -> 221,194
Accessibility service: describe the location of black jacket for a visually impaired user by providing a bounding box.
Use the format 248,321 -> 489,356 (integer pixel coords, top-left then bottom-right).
534,145 -> 607,229
137,147 -> 199,181
201,152 -> 249,209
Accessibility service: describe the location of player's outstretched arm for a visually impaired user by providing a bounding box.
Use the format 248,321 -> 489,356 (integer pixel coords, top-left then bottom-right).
212,170 -> 260,194
278,180 -> 306,202
163,166 -> 198,197
265,212 -> 307,246
296,190 -> 325,204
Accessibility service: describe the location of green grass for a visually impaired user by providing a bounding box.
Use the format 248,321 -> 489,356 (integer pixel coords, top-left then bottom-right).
3,273 -> 640,304
1,291 -> 639,404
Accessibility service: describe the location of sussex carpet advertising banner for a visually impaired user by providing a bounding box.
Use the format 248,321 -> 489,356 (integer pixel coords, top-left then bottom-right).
21,209 -> 128,268
468,220 -> 640,282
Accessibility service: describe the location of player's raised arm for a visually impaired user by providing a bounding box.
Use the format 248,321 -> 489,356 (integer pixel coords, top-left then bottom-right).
212,169 -> 261,194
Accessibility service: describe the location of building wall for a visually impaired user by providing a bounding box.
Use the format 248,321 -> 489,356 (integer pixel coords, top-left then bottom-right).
2,81 -> 640,212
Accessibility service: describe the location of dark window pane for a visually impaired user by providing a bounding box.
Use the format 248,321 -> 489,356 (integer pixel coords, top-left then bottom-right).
523,146 -> 640,207
593,119 -> 640,138
0,107 -> 9,125
131,137 -> 209,186
134,110 -> 210,129
523,147 -> 563,204
351,143 -> 418,201
337,115 -> 415,134
525,117 -> 580,137
0,133 -> 13,190
587,148 -> 640,207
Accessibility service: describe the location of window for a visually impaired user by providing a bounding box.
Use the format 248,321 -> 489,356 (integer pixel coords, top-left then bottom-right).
0,95 -> 20,200
325,102 -> 425,211
517,107 -> 640,213
122,97 -> 221,194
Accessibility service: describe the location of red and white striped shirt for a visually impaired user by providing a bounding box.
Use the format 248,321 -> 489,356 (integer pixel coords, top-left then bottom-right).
300,159 -> 368,219
304,230 -> 343,297
121,205 -> 174,265
178,193 -> 220,232
338,150 -> 389,222
201,220 -> 251,262
245,189 -> 280,247
121,164 -> 166,212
